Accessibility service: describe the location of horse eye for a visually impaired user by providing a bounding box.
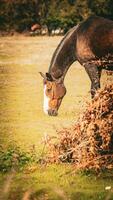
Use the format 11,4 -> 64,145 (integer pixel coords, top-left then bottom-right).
47,88 -> 51,92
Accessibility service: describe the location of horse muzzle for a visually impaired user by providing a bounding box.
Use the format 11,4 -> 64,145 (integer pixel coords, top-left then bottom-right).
48,109 -> 58,116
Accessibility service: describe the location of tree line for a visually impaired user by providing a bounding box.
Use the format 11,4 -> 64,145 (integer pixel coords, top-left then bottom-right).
0,0 -> 113,34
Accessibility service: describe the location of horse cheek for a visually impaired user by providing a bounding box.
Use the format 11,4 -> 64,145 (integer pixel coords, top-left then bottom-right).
57,99 -> 62,108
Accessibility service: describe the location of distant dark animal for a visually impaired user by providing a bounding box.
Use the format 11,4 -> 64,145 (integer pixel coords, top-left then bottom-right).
40,16 -> 113,116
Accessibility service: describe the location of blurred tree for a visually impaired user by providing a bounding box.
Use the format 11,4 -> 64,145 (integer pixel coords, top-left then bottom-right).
0,1 -> 7,30
75,0 -> 92,20
0,0 -> 113,33
0,0 -> 40,32
67,0 -> 76,6
88,0 -> 113,20
44,16 -> 61,35
12,0 -> 40,32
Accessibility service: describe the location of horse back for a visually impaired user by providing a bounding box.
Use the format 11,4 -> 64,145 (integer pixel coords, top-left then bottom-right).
76,16 -> 113,63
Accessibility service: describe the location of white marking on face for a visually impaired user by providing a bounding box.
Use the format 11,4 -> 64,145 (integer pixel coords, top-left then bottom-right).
43,85 -> 50,114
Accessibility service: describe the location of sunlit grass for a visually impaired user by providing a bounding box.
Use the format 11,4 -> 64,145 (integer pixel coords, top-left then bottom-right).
0,36 -> 113,199
0,36 -> 91,151
0,165 -> 113,200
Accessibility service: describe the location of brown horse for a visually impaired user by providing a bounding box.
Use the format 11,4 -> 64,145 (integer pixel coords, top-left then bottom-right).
40,16 -> 113,116
31,24 -> 41,32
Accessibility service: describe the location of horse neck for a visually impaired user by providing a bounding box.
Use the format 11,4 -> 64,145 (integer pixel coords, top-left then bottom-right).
48,26 -> 78,80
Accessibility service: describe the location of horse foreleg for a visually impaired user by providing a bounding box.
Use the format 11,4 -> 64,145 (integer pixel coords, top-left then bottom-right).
84,64 -> 101,98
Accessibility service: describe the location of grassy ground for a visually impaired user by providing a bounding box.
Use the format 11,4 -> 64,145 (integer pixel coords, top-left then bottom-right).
0,36 -> 113,200
1,166 -> 113,200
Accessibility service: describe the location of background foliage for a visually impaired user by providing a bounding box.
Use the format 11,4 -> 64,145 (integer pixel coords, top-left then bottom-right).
0,0 -> 113,33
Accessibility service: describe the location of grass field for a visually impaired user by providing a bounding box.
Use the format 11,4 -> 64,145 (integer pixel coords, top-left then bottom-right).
0,36 -> 113,200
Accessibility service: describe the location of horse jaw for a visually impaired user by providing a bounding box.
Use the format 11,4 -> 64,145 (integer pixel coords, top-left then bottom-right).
43,85 -> 50,115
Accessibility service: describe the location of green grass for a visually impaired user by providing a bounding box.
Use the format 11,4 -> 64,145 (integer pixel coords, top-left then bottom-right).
1,166 -> 113,200
0,36 -> 113,199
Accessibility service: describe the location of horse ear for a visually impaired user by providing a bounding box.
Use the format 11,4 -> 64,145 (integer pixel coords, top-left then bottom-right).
46,73 -> 53,81
39,72 -> 46,79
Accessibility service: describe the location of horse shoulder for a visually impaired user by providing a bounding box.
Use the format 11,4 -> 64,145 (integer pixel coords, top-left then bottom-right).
75,16 -> 113,62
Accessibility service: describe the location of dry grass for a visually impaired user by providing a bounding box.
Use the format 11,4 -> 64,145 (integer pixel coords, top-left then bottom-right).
46,85 -> 113,170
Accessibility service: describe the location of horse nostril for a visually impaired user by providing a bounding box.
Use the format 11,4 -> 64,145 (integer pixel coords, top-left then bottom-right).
48,110 -> 52,116
48,109 -> 58,116
53,110 -> 58,116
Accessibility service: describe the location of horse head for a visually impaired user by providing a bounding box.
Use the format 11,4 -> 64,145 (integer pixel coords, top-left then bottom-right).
39,72 -> 66,116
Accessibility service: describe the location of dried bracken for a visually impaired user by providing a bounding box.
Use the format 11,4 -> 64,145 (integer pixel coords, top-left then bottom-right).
46,85 -> 113,170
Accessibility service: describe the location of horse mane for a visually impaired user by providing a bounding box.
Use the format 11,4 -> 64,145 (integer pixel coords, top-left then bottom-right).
49,24 -> 79,71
